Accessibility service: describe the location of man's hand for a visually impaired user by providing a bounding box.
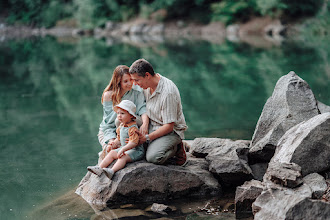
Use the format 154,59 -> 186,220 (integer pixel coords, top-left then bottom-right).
139,123 -> 149,135
135,130 -> 147,145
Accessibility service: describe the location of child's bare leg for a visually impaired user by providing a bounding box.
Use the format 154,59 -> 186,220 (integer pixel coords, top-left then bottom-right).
99,151 -> 118,168
111,155 -> 132,172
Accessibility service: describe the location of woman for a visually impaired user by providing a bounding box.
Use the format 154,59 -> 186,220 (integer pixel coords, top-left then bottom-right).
98,65 -> 149,160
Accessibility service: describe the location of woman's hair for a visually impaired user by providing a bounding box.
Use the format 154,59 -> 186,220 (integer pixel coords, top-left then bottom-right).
129,58 -> 155,77
101,65 -> 130,106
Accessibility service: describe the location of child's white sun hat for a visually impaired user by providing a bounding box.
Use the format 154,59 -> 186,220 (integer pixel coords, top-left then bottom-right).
114,100 -> 137,119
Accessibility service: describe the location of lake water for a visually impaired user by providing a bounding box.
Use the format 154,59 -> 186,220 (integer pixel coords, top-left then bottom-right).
0,34 -> 329,219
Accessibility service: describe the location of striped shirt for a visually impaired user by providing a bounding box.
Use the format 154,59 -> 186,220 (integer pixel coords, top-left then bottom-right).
144,74 -> 187,139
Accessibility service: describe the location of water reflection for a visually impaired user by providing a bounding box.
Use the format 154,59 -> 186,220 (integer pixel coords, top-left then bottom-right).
0,34 -> 329,219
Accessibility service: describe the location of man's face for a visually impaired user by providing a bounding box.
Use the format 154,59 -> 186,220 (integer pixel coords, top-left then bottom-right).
130,73 -> 148,89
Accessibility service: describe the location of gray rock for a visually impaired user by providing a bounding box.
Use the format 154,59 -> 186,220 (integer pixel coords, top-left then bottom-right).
190,138 -> 252,186
250,163 -> 268,181
285,198 -> 330,220
235,180 -> 264,219
303,173 -> 327,199
249,71 -> 319,163
76,160 -> 221,205
252,183 -> 313,220
190,138 -> 250,158
317,100 -> 330,113
264,162 -> 303,188
271,113 -> 330,176
149,203 -> 176,215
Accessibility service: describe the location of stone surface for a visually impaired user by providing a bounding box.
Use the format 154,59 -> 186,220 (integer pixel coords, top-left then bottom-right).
190,138 -> 253,186
317,100 -> 330,114
271,113 -> 330,176
303,173 -> 327,199
252,183 -> 313,220
249,71 -> 319,163
285,198 -> 330,220
264,162 -> 303,188
235,180 -> 264,219
76,159 -> 221,205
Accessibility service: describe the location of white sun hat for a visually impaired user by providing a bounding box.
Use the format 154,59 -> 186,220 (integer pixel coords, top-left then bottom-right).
114,100 -> 137,119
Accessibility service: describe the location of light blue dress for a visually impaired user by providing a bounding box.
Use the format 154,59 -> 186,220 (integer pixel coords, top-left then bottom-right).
99,85 -> 146,143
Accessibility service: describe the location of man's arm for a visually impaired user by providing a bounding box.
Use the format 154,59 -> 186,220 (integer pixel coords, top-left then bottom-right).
139,122 -> 174,143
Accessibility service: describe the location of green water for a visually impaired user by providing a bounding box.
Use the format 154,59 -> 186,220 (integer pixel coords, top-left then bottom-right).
0,35 -> 329,219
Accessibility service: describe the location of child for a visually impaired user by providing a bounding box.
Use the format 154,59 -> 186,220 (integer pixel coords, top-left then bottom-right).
88,100 -> 145,179
98,65 -> 149,160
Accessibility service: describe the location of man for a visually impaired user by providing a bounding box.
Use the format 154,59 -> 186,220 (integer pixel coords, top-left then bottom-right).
129,58 -> 188,166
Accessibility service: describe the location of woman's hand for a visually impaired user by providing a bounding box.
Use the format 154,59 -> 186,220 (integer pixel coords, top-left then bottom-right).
107,139 -> 120,152
139,123 -> 149,135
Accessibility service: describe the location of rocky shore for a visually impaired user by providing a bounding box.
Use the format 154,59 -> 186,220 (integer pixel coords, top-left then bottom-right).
75,71 -> 330,219
0,17 -> 289,47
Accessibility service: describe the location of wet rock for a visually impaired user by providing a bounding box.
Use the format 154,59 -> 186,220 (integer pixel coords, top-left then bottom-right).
271,112 -> 330,176
264,162 -> 303,188
235,180 -> 264,219
76,160 -> 221,205
249,71 -> 319,164
148,203 -> 176,215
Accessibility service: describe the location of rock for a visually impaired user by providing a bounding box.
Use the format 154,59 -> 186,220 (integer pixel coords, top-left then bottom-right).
264,162 -> 303,188
252,183 -> 313,220
149,203 -> 176,215
271,113 -> 330,176
190,138 -> 253,186
317,100 -> 330,113
190,138 -> 250,158
249,71 -> 319,164
303,173 -> 327,199
235,180 -> 264,219
285,198 -> 330,220
76,160 -> 221,205
250,163 -> 268,181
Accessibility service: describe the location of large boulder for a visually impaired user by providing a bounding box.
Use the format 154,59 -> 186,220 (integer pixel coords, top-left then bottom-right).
190,138 -> 253,186
271,113 -> 330,176
249,71 -> 319,163
75,159 -> 221,205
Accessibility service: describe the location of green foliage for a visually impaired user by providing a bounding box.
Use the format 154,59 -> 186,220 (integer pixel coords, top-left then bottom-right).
211,0 -> 258,24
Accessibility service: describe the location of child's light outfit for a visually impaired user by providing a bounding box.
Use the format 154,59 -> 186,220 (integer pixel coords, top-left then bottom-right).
98,85 -> 146,149
114,121 -> 144,162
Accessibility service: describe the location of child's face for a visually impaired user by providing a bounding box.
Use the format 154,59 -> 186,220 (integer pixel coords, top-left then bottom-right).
121,73 -> 133,92
117,108 -> 134,124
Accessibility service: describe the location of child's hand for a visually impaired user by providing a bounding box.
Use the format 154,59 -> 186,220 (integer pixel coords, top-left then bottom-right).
117,149 -> 126,158
107,139 -> 119,152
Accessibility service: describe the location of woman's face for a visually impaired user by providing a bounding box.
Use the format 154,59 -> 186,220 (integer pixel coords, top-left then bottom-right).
121,73 -> 133,92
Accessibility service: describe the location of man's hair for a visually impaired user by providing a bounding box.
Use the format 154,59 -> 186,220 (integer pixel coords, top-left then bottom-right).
129,58 -> 155,77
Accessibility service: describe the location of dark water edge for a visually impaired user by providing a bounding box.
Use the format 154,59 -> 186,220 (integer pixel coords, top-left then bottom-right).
28,188 -> 248,220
